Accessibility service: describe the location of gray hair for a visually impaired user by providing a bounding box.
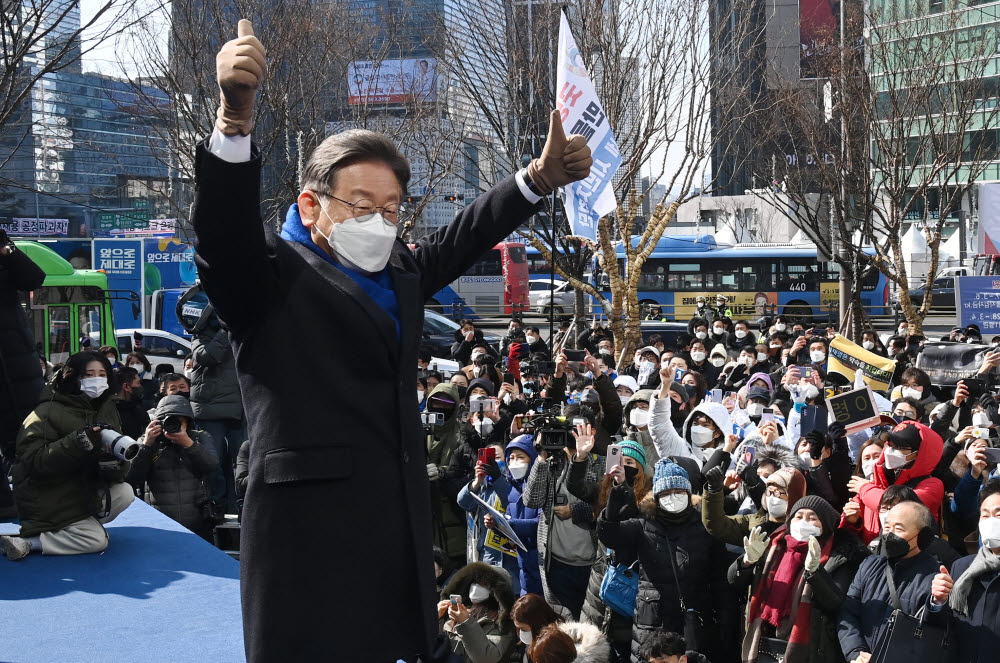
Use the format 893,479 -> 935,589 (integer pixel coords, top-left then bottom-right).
301,130 -> 410,195
894,500 -> 935,532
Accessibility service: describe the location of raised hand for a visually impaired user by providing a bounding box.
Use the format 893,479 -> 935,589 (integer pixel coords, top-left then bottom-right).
572,421 -> 596,461
216,20 -> 266,136
743,526 -> 769,566
804,535 -> 822,573
931,565 -> 953,605
526,110 -> 594,194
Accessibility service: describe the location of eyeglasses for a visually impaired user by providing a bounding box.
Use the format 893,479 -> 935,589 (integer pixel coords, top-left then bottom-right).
317,192 -> 399,221
765,487 -> 788,498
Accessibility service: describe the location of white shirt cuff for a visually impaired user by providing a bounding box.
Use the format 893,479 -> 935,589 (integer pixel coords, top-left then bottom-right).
208,128 -> 252,163
515,170 -> 544,204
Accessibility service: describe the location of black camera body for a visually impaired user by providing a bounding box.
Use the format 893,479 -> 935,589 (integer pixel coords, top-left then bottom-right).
523,409 -> 576,451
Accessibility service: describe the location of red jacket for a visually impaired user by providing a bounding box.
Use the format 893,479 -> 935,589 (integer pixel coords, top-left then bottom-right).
840,422 -> 944,543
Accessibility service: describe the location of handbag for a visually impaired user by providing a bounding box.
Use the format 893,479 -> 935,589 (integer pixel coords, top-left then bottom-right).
600,548 -> 640,618
869,566 -> 953,663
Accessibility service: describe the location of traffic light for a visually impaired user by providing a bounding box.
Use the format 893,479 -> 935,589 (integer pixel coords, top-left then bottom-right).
404,196 -> 422,204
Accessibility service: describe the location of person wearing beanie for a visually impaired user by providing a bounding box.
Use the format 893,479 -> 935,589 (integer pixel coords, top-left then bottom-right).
622,389 -> 658,475
125,394 -> 219,539
567,431 -> 651,659
598,459 -> 735,662
731,494 -> 868,663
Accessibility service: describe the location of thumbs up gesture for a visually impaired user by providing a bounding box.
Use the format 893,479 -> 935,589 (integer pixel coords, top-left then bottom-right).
526,110 -> 594,195
216,19 -> 267,136
931,565 -> 953,605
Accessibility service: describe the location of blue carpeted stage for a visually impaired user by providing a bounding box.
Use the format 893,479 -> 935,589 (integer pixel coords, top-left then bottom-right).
0,500 -> 244,663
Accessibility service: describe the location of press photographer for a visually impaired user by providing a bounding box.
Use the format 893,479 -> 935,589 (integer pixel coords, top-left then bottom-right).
126,395 -> 219,540
1,352 -> 136,560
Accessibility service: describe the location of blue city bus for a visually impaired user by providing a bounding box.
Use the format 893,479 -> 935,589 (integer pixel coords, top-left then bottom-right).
594,235 -> 889,322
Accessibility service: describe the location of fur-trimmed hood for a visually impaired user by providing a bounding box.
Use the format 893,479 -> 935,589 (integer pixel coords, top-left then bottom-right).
752,438 -> 800,471
440,562 -> 516,625
558,621 -> 612,663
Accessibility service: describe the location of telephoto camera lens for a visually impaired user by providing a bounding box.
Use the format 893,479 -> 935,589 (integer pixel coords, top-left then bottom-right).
98,429 -> 140,461
162,416 -> 183,434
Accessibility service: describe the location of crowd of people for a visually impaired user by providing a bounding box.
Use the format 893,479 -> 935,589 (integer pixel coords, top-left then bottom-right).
421,313 -> 1000,663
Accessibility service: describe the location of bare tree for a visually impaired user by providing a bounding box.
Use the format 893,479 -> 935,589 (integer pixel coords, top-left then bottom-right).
437,0 -> 760,364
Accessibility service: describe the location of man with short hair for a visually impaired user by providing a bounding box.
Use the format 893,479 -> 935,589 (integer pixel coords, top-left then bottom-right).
639,629 -> 710,663
196,21 -> 592,662
114,366 -> 151,439
838,501 -> 945,663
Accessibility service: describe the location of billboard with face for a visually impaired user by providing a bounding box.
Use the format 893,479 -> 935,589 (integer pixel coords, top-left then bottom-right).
347,58 -> 437,104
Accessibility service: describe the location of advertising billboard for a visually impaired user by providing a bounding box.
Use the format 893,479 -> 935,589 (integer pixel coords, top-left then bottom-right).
347,58 -> 437,104
800,0 -> 838,79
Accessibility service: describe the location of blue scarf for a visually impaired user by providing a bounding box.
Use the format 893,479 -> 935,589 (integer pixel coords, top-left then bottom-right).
280,204 -> 399,338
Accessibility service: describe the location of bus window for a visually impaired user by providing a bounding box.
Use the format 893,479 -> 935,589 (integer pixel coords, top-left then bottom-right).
666,263 -> 701,290
640,259 -> 669,291
507,245 -> 527,264
779,261 -> 821,291
465,249 -> 502,276
705,266 -> 738,290
739,260 -> 775,291
48,306 -> 71,367
78,304 -> 102,347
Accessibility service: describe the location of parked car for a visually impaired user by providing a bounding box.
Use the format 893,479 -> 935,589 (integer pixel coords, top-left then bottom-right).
115,328 -> 192,374
529,279 -> 574,315
421,310 -> 501,359
908,276 -> 956,310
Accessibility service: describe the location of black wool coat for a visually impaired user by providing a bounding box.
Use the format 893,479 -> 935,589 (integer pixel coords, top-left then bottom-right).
191,140 -> 538,662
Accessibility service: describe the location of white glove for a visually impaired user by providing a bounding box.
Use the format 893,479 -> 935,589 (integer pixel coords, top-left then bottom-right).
743,525 -> 769,566
427,463 -> 441,481
789,384 -> 806,405
804,535 -> 822,573
854,370 -> 867,390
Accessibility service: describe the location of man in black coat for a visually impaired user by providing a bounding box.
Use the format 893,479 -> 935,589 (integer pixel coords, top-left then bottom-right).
195,20 -> 592,663
0,233 -> 46,517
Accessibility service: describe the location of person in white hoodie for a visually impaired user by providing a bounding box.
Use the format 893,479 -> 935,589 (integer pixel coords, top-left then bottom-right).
648,368 -> 733,468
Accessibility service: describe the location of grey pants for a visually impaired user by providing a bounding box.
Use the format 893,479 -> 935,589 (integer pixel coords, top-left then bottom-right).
39,482 -> 134,555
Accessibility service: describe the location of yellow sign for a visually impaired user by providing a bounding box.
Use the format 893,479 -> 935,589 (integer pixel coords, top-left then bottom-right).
483,496 -> 518,558
673,291 -> 777,320
828,334 -> 896,392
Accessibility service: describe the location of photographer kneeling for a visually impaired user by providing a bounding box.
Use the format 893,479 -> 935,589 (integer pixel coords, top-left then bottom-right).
126,395 -> 219,540
1,352 -> 137,560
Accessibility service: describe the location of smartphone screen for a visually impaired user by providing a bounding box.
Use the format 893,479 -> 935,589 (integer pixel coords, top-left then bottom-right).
605,444 -> 623,474
711,389 -> 722,403
761,407 -> 775,424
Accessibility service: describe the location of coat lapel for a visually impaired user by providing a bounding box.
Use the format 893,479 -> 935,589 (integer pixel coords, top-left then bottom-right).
288,241 -> 399,357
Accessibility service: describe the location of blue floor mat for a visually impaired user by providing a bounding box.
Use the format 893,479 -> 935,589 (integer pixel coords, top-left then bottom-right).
0,500 -> 244,663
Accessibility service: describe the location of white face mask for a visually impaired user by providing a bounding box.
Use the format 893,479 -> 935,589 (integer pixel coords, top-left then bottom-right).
502,392 -> 513,406
901,386 -> 923,401
508,460 -> 529,480
630,408 -> 650,428
747,402 -> 764,417
713,326 -> 725,336
525,335 -> 539,344
810,350 -> 826,363
474,419 -> 494,436
883,446 -> 911,470
695,331 -> 707,340
789,519 -> 822,542
691,351 -> 707,363
468,582 -> 490,603
862,341 -> 875,350
640,360 -> 656,373
799,451 -> 813,465
184,369 -> 194,380
129,363 -> 144,374
775,323 -> 787,332
658,493 -> 689,513
862,459 -> 876,478
979,516 -> 1000,549
898,327 -> 908,336
80,376 -> 108,399
317,204 -> 397,273
690,425 -> 716,447
803,384 -> 820,400
757,352 -> 768,362
711,357 -> 726,368
620,395 -> 632,406
973,411 -> 991,428
418,390 -> 425,403
735,329 -> 748,339
471,351 -> 484,363
766,495 -> 788,518
519,629 -> 533,646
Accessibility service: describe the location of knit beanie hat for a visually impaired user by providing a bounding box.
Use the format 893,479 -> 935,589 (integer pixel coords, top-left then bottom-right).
765,467 -> 807,507
788,495 -> 840,538
618,439 -> 647,470
652,459 -> 691,496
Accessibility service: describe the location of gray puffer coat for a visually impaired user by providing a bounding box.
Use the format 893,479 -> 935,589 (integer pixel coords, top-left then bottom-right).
125,395 -> 218,535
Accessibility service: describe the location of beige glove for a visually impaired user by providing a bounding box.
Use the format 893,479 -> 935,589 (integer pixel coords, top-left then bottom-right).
215,20 -> 267,136
742,525 -> 769,566
804,535 -> 822,573
526,110 -> 594,195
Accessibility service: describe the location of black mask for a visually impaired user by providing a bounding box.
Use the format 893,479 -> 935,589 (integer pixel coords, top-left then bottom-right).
670,406 -> 687,428
129,388 -> 143,403
624,465 -> 640,485
881,532 -> 913,560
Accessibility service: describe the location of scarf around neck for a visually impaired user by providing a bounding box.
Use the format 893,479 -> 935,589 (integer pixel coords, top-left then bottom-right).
759,534 -> 809,627
950,544 -> 1000,615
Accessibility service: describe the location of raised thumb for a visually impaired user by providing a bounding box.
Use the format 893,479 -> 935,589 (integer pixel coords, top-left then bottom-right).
238,19 -> 254,38
940,565 -> 950,577
547,109 -> 567,151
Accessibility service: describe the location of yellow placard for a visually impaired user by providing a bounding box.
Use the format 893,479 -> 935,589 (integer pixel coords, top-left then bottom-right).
673,291 -> 777,320
828,334 -> 897,392
483,496 -> 518,558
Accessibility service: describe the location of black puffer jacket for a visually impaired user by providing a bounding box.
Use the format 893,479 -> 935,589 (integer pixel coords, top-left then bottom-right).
597,486 -> 734,663
190,323 -> 243,422
126,395 -> 218,536
0,245 -> 45,457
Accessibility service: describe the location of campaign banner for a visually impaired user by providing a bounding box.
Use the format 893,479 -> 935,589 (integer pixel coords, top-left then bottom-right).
1,218 -> 69,236
93,239 -> 143,330
555,10 -> 620,242
956,275 -> 1000,334
828,334 -> 896,392
827,387 -> 881,435
144,240 -> 197,294
915,342 -> 996,385
347,58 -> 436,105
978,182 -> 1000,254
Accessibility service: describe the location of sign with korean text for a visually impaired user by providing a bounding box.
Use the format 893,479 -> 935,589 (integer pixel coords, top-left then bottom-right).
915,341 -> 996,386
0,218 -> 69,236
555,10 -> 620,242
93,239 -> 143,329
956,275 -> 1000,334
827,387 -> 880,434
828,334 -> 896,392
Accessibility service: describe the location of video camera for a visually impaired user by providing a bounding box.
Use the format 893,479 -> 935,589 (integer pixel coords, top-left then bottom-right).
519,401 -> 584,451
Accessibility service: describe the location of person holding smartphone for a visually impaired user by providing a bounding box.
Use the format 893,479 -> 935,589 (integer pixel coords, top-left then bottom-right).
438,562 -> 518,662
